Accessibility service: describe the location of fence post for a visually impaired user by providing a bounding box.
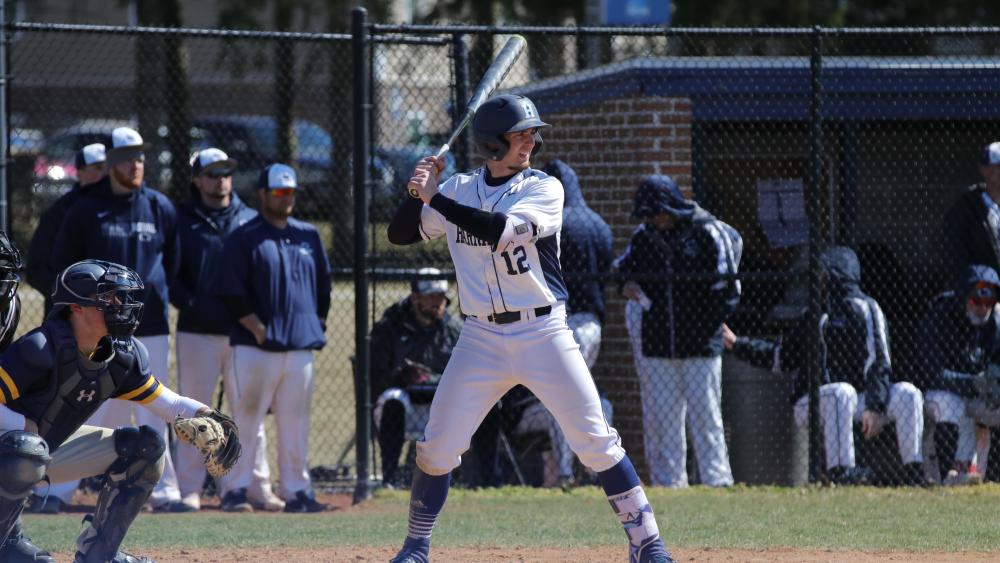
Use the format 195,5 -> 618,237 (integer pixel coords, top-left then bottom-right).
351,5 -> 374,505
451,33 -> 471,172
806,25 -> 825,483
0,0 -> 8,233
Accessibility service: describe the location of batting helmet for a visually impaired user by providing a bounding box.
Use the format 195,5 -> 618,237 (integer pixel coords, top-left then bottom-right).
0,230 -> 22,316
471,94 -> 549,161
50,260 -> 145,341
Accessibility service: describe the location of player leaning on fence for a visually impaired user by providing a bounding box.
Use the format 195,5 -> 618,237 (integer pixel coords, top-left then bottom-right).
385,93 -> 674,563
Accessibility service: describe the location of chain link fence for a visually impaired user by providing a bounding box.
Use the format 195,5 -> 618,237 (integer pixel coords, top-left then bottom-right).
7,19 -> 1000,494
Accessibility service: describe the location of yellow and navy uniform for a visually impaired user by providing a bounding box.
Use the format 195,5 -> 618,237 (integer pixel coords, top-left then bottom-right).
0,318 -> 161,451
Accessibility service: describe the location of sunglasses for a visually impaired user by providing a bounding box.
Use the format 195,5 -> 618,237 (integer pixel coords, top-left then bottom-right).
268,188 -> 296,197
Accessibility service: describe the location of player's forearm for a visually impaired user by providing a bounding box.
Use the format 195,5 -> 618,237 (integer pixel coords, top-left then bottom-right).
137,385 -> 209,421
429,193 -> 507,246
387,197 -> 424,245
0,403 -> 26,433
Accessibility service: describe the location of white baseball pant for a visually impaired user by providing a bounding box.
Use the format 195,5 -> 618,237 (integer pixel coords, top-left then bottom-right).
225,345 -> 315,499
924,390 -> 978,465
626,299 -> 733,488
416,303 -> 625,476
87,334 -> 180,506
514,395 -> 615,483
793,381 -> 923,469
175,332 -> 276,502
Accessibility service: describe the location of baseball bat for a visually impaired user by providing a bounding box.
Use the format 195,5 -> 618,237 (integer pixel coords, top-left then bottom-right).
408,35 -> 526,198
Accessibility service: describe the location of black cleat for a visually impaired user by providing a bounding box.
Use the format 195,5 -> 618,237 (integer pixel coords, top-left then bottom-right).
283,489 -> 328,513
0,531 -> 55,563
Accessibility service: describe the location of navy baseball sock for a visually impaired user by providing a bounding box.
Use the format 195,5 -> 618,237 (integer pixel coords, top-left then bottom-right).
598,457 -> 667,553
399,468 -> 451,557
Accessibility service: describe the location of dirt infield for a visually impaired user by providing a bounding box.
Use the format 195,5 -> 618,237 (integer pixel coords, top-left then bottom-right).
53,546 -> 998,562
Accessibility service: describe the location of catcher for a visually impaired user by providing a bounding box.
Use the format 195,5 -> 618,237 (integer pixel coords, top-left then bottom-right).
0,260 -> 240,563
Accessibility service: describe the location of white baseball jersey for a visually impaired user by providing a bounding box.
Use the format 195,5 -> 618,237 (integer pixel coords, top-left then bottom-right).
419,168 -> 569,317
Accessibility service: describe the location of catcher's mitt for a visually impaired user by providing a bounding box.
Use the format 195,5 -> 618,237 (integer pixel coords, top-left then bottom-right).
173,410 -> 241,478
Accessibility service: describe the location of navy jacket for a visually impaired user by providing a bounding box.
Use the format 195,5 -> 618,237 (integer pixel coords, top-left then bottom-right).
217,215 -> 332,351
913,265 -> 1000,398
544,160 -> 613,321
27,181 -> 95,312
50,177 -> 179,337
943,184 -> 1000,273
732,246 -> 892,411
172,188 -> 257,335
616,194 -> 741,358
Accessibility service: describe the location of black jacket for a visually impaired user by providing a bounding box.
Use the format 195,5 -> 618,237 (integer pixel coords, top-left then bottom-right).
369,298 -> 463,399
732,246 -> 892,412
943,183 -> 1000,273
616,208 -> 741,358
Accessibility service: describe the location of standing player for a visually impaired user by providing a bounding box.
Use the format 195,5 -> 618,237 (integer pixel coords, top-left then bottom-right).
0,259 -> 239,563
385,94 -> 673,563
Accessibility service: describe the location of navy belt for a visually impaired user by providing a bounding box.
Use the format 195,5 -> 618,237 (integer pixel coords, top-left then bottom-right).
486,306 -> 551,325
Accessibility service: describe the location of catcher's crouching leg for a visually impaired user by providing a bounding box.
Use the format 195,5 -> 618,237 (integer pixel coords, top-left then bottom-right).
0,430 -> 55,563
74,425 -> 164,563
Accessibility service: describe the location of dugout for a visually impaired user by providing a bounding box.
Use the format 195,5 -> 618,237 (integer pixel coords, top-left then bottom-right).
519,56 -> 1000,484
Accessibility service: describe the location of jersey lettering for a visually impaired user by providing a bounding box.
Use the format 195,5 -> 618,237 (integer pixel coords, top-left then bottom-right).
455,227 -> 490,247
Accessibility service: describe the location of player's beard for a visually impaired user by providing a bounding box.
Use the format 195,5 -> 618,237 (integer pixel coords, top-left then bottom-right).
112,167 -> 143,190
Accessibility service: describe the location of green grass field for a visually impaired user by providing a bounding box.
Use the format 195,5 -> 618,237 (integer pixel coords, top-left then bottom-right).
22,485 -> 1000,555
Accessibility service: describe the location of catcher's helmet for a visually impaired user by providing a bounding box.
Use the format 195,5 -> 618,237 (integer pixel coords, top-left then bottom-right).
471,94 -> 549,161
50,260 -> 145,341
0,230 -> 23,316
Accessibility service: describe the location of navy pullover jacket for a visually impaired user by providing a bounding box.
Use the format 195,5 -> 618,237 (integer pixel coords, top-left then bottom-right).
172,187 -> 257,335
50,176 -> 179,337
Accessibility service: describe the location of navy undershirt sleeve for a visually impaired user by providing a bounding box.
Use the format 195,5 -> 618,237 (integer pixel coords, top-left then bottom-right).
429,193 -> 507,247
387,197 -> 424,245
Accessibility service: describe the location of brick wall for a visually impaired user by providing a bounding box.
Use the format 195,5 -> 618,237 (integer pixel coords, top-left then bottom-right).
538,95 -> 694,477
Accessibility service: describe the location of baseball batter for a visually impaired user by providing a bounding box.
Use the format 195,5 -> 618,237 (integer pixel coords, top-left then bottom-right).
385,94 -> 673,563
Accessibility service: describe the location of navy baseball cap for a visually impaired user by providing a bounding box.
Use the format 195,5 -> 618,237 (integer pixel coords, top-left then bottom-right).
192,148 -> 237,176
982,142 -> 1000,166
411,267 -> 448,295
75,143 -> 106,169
258,163 -> 298,190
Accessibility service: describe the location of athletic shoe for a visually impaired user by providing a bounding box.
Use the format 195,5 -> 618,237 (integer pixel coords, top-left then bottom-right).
390,537 -> 430,563
24,494 -> 66,514
629,535 -> 675,563
283,489 -> 328,513
829,465 -> 873,486
249,489 -> 285,512
220,488 -> 254,513
74,549 -> 154,563
943,469 -> 983,487
152,501 -> 198,513
0,530 -> 55,563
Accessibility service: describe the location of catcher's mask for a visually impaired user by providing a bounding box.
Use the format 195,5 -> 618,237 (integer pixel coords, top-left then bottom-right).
0,230 -> 23,317
50,260 -> 145,342
471,94 -> 549,161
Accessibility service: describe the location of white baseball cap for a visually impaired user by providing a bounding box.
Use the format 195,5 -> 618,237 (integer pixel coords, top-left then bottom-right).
411,267 -> 448,294
983,142 -> 1000,166
75,143 -> 106,168
258,163 -> 297,190
108,126 -> 150,164
192,147 -> 237,176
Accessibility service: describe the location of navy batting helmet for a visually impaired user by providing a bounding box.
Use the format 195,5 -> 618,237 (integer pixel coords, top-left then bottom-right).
50,260 -> 145,341
471,94 -> 549,161
0,230 -> 23,316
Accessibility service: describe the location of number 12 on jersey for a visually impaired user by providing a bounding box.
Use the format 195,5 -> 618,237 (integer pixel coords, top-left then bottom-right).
501,245 -> 530,275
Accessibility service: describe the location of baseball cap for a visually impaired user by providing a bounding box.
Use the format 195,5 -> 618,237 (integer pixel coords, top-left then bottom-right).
411,267 -> 448,294
107,126 -> 150,164
258,163 -> 298,190
74,143 -> 106,169
192,148 -> 237,176
982,142 -> 1000,166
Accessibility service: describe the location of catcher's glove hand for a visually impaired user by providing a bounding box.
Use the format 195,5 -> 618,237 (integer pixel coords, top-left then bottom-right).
173,410 -> 241,478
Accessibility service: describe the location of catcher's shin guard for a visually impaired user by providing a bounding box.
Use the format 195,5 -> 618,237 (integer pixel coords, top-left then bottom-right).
74,426 -> 164,563
0,497 -> 27,548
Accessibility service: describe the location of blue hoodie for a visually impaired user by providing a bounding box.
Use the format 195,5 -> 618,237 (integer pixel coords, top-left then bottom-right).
50,176 -> 179,337
543,160 -> 613,321
913,264 -> 1000,397
172,187 -> 257,334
